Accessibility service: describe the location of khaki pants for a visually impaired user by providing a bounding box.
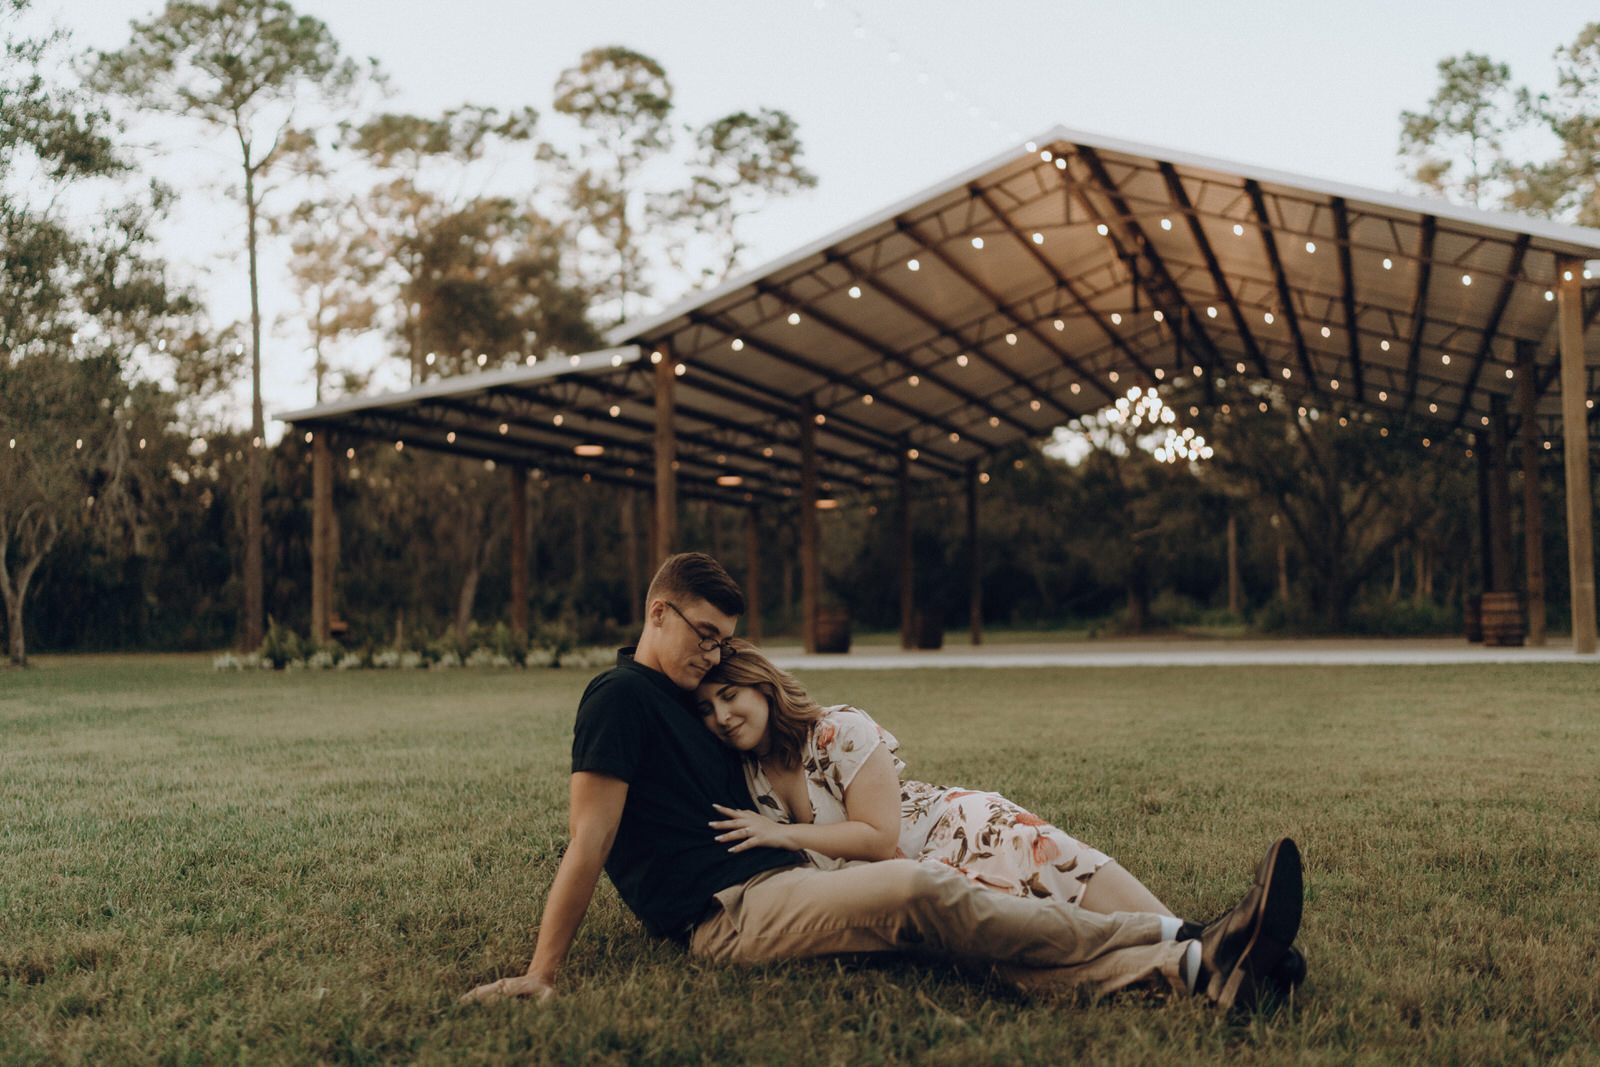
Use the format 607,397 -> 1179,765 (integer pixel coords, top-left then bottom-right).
688,859 -> 1187,997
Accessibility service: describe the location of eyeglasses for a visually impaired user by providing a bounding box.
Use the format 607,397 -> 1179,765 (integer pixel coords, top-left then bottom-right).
663,601 -> 737,660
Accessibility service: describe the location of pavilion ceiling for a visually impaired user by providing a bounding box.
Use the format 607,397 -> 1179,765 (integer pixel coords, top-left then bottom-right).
283,125 -> 1600,505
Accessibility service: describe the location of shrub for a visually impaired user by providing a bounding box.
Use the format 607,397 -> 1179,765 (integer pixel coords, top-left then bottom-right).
258,617 -> 305,670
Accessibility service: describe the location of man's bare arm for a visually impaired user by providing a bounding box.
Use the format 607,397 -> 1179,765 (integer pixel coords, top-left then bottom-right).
460,771 -> 628,1002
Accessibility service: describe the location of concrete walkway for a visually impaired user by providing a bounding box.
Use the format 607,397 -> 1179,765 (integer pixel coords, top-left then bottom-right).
763,636 -> 1600,670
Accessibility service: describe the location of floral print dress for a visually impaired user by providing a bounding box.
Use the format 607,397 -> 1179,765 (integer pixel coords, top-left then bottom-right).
742,705 -> 1110,903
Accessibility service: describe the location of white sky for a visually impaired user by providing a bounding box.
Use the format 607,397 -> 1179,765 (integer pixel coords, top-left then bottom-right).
43,0 -> 1600,427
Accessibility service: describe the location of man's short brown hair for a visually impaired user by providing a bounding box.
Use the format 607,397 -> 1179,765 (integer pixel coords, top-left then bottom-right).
645,552 -> 746,618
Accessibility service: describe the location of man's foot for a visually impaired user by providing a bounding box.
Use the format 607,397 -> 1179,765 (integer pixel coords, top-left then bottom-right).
1195,837 -> 1302,1011
1179,927 -> 1307,997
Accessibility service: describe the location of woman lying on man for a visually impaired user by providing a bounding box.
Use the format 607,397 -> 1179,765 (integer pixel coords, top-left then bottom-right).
693,639 -> 1174,917
694,639 -> 1304,991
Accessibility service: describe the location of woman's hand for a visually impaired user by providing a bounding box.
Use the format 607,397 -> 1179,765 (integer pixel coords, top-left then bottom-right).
459,974 -> 555,1004
710,803 -> 794,852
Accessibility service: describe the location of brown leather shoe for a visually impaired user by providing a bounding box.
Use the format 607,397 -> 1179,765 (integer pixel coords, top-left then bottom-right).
1196,837 -> 1302,1011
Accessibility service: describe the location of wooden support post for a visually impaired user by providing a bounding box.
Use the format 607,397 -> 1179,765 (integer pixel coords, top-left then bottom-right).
1557,261 -> 1598,653
1227,513 -> 1243,617
1488,394 -> 1515,592
1475,432 -> 1495,592
1517,343 -> 1546,645
966,461 -> 982,646
654,350 -> 677,565
745,506 -> 762,643
898,447 -> 914,650
311,429 -> 332,645
799,400 -> 819,654
509,465 -> 528,636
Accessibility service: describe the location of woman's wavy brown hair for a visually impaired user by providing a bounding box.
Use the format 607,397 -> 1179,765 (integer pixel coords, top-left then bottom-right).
699,639 -> 821,768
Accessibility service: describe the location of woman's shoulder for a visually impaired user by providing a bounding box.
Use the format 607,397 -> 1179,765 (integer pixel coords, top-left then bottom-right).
814,705 -> 898,754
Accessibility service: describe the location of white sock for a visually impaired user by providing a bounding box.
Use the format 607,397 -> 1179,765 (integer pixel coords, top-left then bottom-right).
1158,914 -> 1183,941
1181,940 -> 1202,993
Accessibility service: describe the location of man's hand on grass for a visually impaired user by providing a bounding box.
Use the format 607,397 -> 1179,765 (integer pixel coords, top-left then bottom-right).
459,974 -> 555,1004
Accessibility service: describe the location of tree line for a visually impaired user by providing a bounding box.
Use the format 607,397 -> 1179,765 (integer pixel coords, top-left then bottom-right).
4,1 -> 1599,664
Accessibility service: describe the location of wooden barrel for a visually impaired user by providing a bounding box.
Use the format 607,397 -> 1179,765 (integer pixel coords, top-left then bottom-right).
1480,591 -> 1526,647
813,605 -> 851,653
1464,594 -> 1483,643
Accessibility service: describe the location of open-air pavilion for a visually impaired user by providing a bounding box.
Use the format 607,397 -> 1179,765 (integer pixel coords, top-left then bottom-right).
279,125 -> 1600,655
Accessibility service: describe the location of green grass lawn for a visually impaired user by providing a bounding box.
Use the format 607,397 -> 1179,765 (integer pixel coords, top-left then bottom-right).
3,655 -> 1598,1065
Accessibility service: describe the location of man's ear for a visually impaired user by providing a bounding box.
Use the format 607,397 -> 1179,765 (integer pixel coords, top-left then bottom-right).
645,599 -> 666,626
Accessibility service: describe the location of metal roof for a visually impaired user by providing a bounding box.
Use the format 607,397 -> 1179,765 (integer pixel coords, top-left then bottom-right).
281,124 -> 1600,504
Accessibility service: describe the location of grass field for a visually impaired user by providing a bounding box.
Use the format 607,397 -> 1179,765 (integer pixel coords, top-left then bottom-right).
3,655 -> 1598,1065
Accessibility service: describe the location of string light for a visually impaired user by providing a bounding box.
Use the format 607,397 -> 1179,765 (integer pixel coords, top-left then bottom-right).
788,312 -> 801,325
956,354 -> 969,367
1207,306 -> 1218,318
1233,223 -> 1245,236
849,285 -> 862,299
907,258 -> 920,272
971,237 -> 984,249
674,363 -> 686,376
731,338 -> 744,351
1305,241 -> 1316,254
1382,257 -> 1393,270
1005,333 -> 1017,345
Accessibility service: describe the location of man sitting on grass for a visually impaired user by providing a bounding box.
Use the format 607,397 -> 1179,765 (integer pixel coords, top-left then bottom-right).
462,552 -> 1303,1011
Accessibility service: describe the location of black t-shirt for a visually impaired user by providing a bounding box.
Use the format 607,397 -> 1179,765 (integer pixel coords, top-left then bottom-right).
571,649 -> 799,940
